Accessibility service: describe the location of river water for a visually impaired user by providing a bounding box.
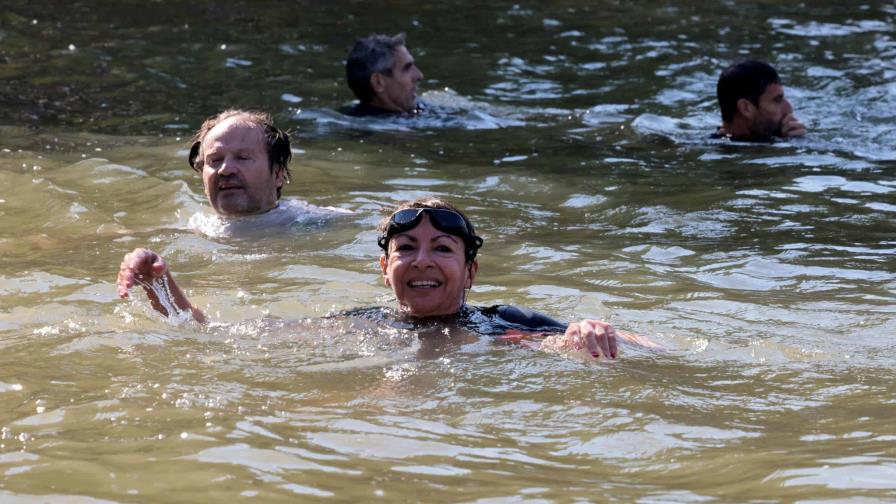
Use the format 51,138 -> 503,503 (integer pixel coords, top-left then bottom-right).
1,1 -> 895,501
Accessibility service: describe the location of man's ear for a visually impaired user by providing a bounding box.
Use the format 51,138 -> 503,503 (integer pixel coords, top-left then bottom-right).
380,255 -> 390,286
274,165 -> 285,189
188,141 -> 202,171
736,98 -> 755,119
370,72 -> 385,93
465,260 -> 478,289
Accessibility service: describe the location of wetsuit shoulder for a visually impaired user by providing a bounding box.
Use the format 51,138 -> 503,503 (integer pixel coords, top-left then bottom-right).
343,103 -> 398,118
469,305 -> 567,334
330,306 -> 421,331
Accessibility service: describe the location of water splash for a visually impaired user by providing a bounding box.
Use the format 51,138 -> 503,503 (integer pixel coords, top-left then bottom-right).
135,274 -> 194,324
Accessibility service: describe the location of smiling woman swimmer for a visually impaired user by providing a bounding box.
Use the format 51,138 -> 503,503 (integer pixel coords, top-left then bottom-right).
117,198 -> 661,359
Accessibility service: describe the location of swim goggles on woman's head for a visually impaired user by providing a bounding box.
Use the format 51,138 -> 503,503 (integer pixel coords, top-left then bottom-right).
378,208 -> 484,260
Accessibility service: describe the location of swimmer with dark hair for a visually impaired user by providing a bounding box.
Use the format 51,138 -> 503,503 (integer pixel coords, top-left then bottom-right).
715,60 -> 806,141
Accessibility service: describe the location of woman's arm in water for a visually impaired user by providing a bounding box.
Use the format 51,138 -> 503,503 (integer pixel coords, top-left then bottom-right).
117,248 -> 206,323
541,319 -> 663,359
500,318 -> 662,360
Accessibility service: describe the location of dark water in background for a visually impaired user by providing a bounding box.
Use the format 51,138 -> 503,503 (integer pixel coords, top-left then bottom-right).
1,1 -> 895,501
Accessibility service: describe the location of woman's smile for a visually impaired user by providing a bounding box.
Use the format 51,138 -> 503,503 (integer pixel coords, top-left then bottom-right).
408,279 -> 441,288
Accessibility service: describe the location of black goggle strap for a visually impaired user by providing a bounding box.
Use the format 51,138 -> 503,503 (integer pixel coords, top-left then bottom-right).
391,208 -> 425,226
378,208 -> 483,259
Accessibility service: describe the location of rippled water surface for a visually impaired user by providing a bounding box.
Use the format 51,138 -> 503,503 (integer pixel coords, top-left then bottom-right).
1,1 -> 895,501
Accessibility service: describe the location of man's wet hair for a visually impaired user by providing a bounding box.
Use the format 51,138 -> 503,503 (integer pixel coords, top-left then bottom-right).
717,60 -> 781,123
346,33 -> 407,104
188,109 -> 292,199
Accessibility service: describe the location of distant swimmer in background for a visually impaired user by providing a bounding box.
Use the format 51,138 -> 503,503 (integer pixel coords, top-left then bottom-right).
186,109 -> 348,234
714,60 -> 807,142
343,33 -> 425,117
117,198 -> 661,360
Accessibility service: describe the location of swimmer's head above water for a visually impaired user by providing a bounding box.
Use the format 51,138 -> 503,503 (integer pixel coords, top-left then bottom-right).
188,109 -> 292,217
716,60 -> 806,141
377,198 -> 482,318
346,33 -> 424,115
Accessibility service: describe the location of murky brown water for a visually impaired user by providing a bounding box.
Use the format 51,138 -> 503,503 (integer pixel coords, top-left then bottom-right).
1,1 -> 895,501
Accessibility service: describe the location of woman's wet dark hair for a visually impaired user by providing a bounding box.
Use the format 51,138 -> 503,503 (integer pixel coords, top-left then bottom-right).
188,109 -> 292,199
378,198 -> 483,262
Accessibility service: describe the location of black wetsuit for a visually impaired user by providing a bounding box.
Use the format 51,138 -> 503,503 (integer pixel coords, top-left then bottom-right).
709,127 -> 776,143
708,128 -> 727,140
340,304 -> 567,336
342,102 -> 425,118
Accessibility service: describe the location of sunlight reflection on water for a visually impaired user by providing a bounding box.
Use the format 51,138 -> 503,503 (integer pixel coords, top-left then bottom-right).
0,0 -> 895,501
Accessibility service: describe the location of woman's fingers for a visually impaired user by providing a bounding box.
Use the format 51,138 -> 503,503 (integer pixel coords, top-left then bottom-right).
607,325 -> 618,359
562,320 -> 618,359
581,323 -> 601,358
564,323 -> 581,350
591,322 -> 610,359
582,319 -> 618,360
